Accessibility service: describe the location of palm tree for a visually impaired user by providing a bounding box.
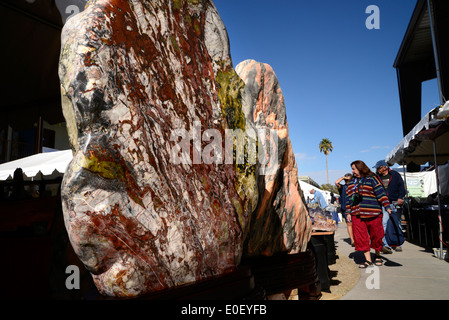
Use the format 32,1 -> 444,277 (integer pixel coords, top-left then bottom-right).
319,138 -> 333,185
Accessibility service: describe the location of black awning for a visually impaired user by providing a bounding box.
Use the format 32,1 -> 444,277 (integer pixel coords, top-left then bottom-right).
0,0 -> 64,130
394,0 -> 449,136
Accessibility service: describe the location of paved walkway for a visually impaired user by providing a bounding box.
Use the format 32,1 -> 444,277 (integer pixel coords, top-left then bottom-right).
333,222 -> 449,300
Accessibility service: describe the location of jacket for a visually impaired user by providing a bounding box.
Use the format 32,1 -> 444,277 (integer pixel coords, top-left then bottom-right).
338,184 -> 349,212
311,189 -> 328,209
345,175 -> 391,216
376,169 -> 406,203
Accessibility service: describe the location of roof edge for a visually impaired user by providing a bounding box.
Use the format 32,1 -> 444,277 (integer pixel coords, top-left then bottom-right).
393,0 -> 428,69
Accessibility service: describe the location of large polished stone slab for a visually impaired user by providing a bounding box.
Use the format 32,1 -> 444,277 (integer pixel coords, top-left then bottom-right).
59,0 -> 311,297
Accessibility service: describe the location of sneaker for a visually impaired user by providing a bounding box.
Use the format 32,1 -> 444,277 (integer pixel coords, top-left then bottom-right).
381,246 -> 393,254
394,246 -> 402,252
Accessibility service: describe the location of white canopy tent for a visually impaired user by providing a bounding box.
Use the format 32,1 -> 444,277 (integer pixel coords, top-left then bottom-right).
299,180 -> 332,204
386,104 -> 449,258
386,106 -> 449,167
0,150 -> 73,181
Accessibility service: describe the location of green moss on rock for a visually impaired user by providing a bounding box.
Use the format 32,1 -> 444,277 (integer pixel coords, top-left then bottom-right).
216,65 -> 258,228
216,66 -> 246,131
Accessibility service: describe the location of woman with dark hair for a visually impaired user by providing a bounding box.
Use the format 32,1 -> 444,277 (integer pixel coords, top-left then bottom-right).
345,160 -> 392,268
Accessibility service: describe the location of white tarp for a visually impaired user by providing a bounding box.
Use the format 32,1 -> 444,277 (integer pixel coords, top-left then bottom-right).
436,100 -> 449,119
438,162 -> 449,196
0,150 -> 73,181
299,180 -> 332,204
398,171 -> 437,198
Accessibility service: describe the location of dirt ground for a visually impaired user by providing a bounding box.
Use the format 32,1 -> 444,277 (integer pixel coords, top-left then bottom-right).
268,223 -> 361,300
320,224 -> 361,300
319,250 -> 360,300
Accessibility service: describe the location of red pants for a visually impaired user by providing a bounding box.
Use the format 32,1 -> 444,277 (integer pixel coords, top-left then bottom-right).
352,214 -> 384,252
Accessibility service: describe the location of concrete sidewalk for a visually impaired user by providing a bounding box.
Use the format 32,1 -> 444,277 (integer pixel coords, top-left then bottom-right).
332,222 -> 449,300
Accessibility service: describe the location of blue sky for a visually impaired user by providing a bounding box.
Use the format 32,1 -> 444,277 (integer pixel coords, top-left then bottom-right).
213,0 -> 442,185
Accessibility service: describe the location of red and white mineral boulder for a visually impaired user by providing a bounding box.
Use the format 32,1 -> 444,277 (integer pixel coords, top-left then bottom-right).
59,0 -> 311,297
236,59 -> 311,258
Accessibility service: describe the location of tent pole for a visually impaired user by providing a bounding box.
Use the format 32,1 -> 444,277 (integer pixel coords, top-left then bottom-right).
432,140 -> 443,259
402,161 -> 408,196
34,116 -> 43,155
401,162 -> 410,239
427,0 -> 444,105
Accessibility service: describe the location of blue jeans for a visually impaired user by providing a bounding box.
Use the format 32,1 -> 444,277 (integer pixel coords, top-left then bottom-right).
382,207 -> 390,248
382,205 -> 402,247
332,210 -> 339,225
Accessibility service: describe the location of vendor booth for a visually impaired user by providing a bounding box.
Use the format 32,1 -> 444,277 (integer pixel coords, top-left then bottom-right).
386,106 -> 449,258
0,150 -> 89,299
299,180 -> 333,204
389,0 -> 449,259
298,180 -> 338,292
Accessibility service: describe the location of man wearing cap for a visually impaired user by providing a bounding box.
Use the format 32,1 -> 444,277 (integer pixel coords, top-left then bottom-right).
373,160 -> 406,253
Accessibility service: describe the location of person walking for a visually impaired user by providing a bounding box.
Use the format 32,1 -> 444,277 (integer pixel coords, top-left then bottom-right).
329,192 -> 339,225
335,173 -> 355,246
345,160 -> 392,268
374,160 -> 406,252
